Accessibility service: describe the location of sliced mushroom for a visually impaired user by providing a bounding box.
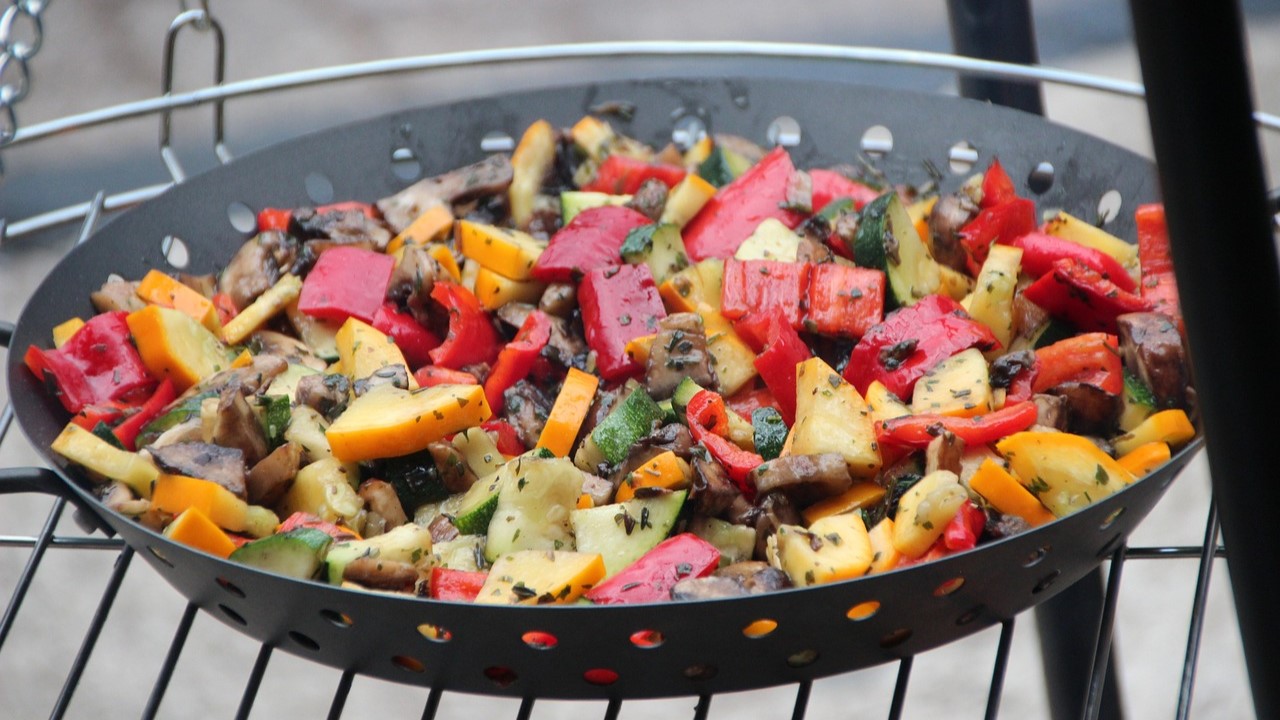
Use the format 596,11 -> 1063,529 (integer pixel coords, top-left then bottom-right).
927,192 -> 979,273
538,283 -> 577,318
181,354 -> 289,403
212,388 -> 270,467
294,373 -> 350,420
502,380 -> 554,448
1032,393 -> 1069,430
148,416 -> 204,449
352,364 -> 410,397
427,441 -> 477,495
218,231 -> 294,310
581,473 -> 614,507
292,206 -> 392,250
1116,312 -> 1189,410
691,455 -> 742,518
358,479 -> 407,531
386,245 -> 452,327
626,178 -> 668,222
670,560 -> 792,600
149,441 -> 247,499
644,313 -> 717,400
252,331 -> 327,371
495,302 -> 536,331
428,513 -> 461,543
1048,381 -> 1122,436
796,234 -> 834,265
90,279 -> 145,314
543,316 -> 590,372
342,557 -> 422,593
377,154 -> 514,233
101,481 -> 150,519
924,430 -> 966,476
177,273 -> 218,298
670,575 -> 749,600
610,424 -> 695,488
752,492 -> 801,560
749,454 -> 852,506
246,441 -> 302,507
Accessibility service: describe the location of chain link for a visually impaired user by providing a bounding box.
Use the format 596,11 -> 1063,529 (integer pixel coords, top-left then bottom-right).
0,0 -> 46,146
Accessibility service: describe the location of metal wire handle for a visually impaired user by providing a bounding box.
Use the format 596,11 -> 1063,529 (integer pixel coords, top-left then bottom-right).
0,0 -> 49,151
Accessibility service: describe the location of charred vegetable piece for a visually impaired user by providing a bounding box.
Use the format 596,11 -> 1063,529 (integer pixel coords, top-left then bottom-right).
231,528 -> 333,579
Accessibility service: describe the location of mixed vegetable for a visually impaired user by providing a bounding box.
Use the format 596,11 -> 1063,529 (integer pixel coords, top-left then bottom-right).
30,113 -> 1198,605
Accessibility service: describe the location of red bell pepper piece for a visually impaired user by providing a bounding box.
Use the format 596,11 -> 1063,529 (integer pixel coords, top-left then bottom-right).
532,206 -> 652,282
1135,203 -> 1183,331
427,282 -> 501,369
720,259 -> 810,329
725,385 -> 781,419
1032,332 -> 1123,395
371,303 -> 440,369
581,154 -> 687,195
481,419 -> 527,456
430,566 -> 489,602
686,389 -> 764,495
877,401 -> 1038,449
256,207 -> 292,233
809,168 -> 880,212
296,246 -> 396,324
843,294 -> 998,398
958,197 -> 1036,274
413,365 -> 479,388
751,315 -> 811,425
943,500 -> 986,551
483,310 -> 552,414
70,401 -> 133,431
276,512 -> 361,542
211,292 -> 239,325
578,264 -> 666,381
804,263 -> 886,338
1022,258 -> 1153,334
1006,232 -> 1136,293
584,533 -> 720,605
112,379 -> 176,451
1004,359 -> 1038,404
682,146 -> 808,262
24,311 -> 156,414
731,311 -> 773,352
980,158 -> 1017,209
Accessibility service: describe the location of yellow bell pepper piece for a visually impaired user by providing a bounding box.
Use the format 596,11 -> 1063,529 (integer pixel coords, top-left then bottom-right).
622,334 -> 657,367
695,302 -> 757,396
229,349 -> 254,369
570,116 -> 616,162
659,258 -> 724,313
968,457 -> 1055,527
52,317 -> 85,349
615,450 -> 692,502
510,119 -> 557,229
152,473 -> 253,533
220,274 -> 302,345
426,243 -> 462,282
536,368 -> 600,457
456,220 -> 545,281
866,518 -> 900,574
801,481 -> 886,525
473,266 -> 546,311
126,305 -> 231,393
386,204 -> 454,255
996,431 -> 1134,517
1116,441 -> 1172,479
659,174 -> 717,228
325,383 -> 491,463
1113,409 -> 1195,457
475,550 -> 605,605
50,423 -> 159,499
136,269 -> 221,332
163,506 -> 237,558
772,512 -> 873,587
1043,210 -> 1140,276
335,317 -> 417,388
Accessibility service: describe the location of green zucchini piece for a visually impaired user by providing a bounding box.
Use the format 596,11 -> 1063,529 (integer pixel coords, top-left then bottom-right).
383,448 -> 449,511
560,191 -> 631,224
751,407 -> 788,461
853,191 -> 941,310
1120,369 -> 1158,432
571,490 -> 688,577
324,523 -> 433,584
670,377 -> 707,422
620,223 -> 690,284
134,391 -> 215,449
484,457 -> 585,562
590,387 -> 665,465
230,527 -> 332,580
451,471 -> 506,536
91,421 -> 125,450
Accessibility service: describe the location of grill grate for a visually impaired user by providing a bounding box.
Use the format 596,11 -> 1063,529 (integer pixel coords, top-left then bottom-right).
0,4 -> 1268,718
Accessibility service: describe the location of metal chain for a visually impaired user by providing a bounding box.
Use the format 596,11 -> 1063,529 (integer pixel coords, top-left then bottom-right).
0,0 -> 49,147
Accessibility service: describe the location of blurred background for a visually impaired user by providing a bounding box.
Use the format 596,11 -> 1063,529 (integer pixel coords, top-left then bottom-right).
2,1 -> 1278,717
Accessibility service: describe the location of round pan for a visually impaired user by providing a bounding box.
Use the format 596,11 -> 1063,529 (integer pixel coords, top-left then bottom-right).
3,77 -> 1201,699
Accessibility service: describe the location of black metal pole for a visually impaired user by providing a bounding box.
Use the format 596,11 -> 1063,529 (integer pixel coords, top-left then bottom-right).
1129,2 -> 1280,717
945,0 -> 1045,115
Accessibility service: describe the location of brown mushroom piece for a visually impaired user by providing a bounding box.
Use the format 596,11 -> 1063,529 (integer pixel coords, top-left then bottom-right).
544,316 -> 590,372
626,178 -> 669,222
749,454 -> 852,506
428,513 -> 460,543
251,331 -> 327,371
294,373 -> 350,420
101,481 -> 151,519
1047,381 -> 1122,436
669,560 -> 792,601
538,283 -> 577,318
352,364 -> 410,397
377,154 -> 514,234
147,417 -> 204,449
218,231 -> 295,310
580,473 -> 615,508
212,388 -> 270,467
502,380 -> 554,448
427,441 -> 477,495
358,479 -> 408,531
610,423 -> 696,487
796,233 -> 835,264
246,441 -> 302,507
927,192 -> 979,273
690,455 -> 742,518
292,206 -> 392,249
90,279 -> 145,314
182,354 -> 289,402
494,302 -> 535,331
177,273 -> 218,298
1116,312 -> 1190,410
752,492 -> 801,560
924,430 -> 966,476
386,245 -> 452,327
644,313 -> 718,400
342,557 -> 422,593
1032,393 -> 1070,430
149,441 -> 247,499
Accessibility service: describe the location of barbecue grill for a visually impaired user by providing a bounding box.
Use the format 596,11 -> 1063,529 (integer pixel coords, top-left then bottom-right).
2,2 -> 1276,718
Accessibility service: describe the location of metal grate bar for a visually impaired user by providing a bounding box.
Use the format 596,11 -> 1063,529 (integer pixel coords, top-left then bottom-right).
888,657 -> 913,720
1084,548 -> 1127,720
1126,546 -> 1226,560
235,644 -> 273,720
0,535 -> 125,549
0,497 -> 65,650
1176,503 -> 1222,720
326,670 -> 354,720
791,679 -> 812,720
693,693 -> 712,720
602,698 -> 621,720
50,546 -> 134,720
515,696 -> 535,720
0,401 -> 12,441
984,620 -> 1016,720
420,686 -> 443,720
142,602 -> 198,720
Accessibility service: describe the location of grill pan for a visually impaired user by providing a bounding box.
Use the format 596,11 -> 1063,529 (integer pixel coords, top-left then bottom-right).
0,76 -> 1201,700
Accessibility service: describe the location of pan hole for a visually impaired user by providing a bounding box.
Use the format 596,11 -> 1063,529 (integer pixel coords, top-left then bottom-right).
305,172 -> 335,205
147,545 -> 174,568
521,631 -> 558,650
846,600 -> 880,621
1097,533 -> 1124,560
393,655 -> 426,673
1028,162 -> 1055,194
417,623 -> 453,643
880,628 -> 912,649
683,663 -> 718,681
1097,190 -> 1122,225
1100,507 -> 1126,530
767,116 -> 802,148
484,666 -> 518,688
480,131 -> 515,153
584,668 -> 619,686
630,629 -> 665,649
320,609 -> 353,628
160,236 -> 190,270
743,619 -> 777,638
1032,569 -> 1062,594
215,577 -> 245,598
956,605 -> 986,626
227,202 -> 257,234
289,631 -> 320,651
934,577 -> 965,597
672,114 -> 707,152
1023,545 -> 1051,567
218,604 -> 246,626
861,125 -> 893,157
787,650 -> 819,668
949,141 -> 978,174
391,147 -> 423,181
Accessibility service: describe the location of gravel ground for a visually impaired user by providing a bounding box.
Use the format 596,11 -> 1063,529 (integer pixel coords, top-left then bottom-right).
1,3 -> 1276,718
